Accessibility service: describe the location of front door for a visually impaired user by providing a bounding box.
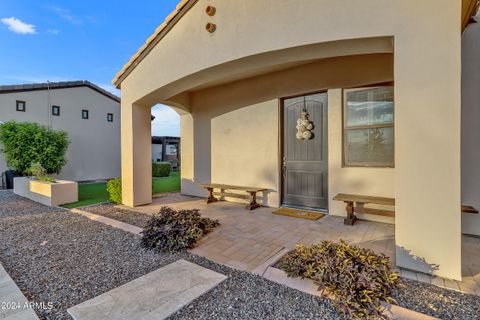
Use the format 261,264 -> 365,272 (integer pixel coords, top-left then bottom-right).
282,92 -> 328,210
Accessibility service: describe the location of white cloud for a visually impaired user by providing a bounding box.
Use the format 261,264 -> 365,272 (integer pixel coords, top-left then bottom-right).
1,17 -> 36,34
49,6 -> 83,25
46,28 -> 60,34
151,105 -> 180,137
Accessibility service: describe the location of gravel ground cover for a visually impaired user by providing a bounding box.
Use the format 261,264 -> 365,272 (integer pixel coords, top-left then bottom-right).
392,278 -> 480,319
85,203 -> 480,319
0,192 -> 343,320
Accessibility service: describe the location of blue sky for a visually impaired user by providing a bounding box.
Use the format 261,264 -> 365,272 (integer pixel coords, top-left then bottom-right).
0,0 -> 180,136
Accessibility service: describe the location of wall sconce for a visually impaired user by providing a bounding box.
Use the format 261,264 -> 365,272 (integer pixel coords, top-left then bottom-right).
206,22 -> 216,33
206,5 -> 216,16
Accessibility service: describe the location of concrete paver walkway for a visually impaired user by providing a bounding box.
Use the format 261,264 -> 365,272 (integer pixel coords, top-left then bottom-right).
128,193 -> 480,296
0,263 -> 39,320
67,259 -> 227,320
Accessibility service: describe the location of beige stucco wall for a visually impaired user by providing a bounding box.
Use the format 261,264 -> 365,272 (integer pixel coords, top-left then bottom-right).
211,100 -> 280,207
461,15 -> 480,236
0,87 -> 121,181
119,0 -> 462,279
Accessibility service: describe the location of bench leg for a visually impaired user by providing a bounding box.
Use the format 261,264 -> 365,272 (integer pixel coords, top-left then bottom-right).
206,188 -> 218,204
343,201 -> 357,225
246,192 -> 261,210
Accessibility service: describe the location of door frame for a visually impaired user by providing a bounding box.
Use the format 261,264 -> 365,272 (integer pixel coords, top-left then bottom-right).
279,90 -> 329,211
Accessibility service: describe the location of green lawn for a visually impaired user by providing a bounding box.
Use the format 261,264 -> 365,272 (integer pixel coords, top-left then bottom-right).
152,171 -> 181,194
62,172 -> 181,209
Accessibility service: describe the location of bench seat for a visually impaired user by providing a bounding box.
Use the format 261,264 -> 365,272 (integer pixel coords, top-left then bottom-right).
333,193 -> 478,226
202,183 -> 267,210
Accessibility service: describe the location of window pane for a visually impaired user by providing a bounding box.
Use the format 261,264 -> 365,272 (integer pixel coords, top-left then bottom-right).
346,87 -> 394,126
16,101 -> 25,111
345,127 -> 394,166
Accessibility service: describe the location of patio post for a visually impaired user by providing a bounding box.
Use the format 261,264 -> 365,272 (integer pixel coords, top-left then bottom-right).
394,4 -> 462,280
121,101 -> 152,207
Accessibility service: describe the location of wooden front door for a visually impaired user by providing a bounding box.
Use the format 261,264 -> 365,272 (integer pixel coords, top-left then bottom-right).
282,92 -> 328,210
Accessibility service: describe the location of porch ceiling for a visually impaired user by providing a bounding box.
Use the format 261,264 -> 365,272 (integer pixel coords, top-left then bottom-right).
136,37 -> 394,106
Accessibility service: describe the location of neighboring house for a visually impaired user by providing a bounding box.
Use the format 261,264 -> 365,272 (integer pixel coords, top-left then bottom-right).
0,81 -> 121,182
152,136 -> 180,170
112,0 -> 479,281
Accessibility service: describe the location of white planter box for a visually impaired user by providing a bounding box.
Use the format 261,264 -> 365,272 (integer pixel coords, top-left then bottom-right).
13,177 -> 78,206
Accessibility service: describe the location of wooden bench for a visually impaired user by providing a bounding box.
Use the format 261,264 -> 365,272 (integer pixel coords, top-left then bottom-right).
333,193 -> 478,226
201,183 -> 267,210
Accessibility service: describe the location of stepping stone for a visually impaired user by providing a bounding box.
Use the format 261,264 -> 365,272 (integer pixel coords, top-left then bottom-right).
67,259 -> 227,320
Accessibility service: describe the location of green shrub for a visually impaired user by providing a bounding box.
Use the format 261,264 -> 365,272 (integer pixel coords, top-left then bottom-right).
277,240 -> 399,319
26,162 -> 56,183
0,121 -> 69,175
142,207 -> 220,252
107,178 -> 122,204
152,162 -> 171,177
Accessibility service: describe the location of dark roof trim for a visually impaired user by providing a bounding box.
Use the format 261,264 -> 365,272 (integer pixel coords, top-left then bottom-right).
152,136 -> 180,144
0,80 -> 120,103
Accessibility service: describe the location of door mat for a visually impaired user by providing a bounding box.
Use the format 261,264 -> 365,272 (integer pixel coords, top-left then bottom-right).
272,208 -> 324,221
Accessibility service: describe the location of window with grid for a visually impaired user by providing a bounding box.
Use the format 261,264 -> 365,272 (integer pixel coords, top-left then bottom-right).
343,87 -> 394,167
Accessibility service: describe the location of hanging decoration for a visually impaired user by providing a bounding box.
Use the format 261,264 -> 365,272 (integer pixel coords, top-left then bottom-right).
296,99 -> 314,140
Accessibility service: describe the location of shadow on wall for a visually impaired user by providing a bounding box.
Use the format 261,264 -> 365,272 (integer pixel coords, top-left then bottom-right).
259,168 -> 279,207
396,246 -> 440,275
351,236 -> 396,264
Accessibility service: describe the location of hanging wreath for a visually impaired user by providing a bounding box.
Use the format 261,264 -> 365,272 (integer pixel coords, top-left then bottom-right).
296,110 -> 314,140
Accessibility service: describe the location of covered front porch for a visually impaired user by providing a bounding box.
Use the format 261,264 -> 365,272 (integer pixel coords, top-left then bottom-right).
115,1 -> 467,280
126,193 -> 480,295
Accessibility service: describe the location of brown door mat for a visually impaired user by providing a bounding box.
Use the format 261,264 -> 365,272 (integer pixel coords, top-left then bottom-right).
272,207 -> 325,221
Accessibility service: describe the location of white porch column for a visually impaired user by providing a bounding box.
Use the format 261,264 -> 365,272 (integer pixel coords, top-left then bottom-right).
394,3 -> 462,280
121,101 -> 152,207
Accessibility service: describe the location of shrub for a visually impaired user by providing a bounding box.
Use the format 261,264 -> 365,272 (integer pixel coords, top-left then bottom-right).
26,162 -> 56,183
142,207 -> 220,252
107,178 -> 122,204
152,162 -> 171,177
277,240 -> 399,319
0,121 -> 69,175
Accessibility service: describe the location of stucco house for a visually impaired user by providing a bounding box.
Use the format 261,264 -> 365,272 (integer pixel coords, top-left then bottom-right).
0,81 -> 121,182
113,0 -> 480,280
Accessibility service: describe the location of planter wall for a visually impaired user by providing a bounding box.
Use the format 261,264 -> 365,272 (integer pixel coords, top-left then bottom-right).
14,177 -> 78,206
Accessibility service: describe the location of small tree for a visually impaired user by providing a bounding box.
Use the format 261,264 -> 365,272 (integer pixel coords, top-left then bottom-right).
0,121 -> 69,175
